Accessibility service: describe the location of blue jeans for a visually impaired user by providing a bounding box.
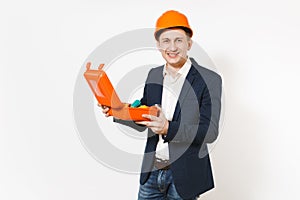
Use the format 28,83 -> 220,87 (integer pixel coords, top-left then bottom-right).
138,168 -> 198,200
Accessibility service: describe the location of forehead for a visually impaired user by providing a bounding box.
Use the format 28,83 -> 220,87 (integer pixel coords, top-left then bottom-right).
159,28 -> 187,40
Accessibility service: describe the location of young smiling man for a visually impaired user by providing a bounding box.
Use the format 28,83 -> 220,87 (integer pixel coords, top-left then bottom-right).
101,10 -> 222,200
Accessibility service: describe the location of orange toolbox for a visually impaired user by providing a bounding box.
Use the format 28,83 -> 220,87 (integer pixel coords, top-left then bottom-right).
83,62 -> 158,121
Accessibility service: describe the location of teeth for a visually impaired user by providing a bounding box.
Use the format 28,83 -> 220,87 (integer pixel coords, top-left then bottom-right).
167,53 -> 178,57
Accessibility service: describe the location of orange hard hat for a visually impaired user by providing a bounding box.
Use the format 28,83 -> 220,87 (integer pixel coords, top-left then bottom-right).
155,10 -> 193,40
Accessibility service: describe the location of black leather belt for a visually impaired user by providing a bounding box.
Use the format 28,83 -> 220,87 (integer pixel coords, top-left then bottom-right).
154,157 -> 170,170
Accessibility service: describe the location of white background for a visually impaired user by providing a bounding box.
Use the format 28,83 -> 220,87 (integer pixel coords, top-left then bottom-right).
1,0 -> 300,199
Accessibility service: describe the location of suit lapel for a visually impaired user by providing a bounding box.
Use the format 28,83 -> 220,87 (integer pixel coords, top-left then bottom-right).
155,76 -> 163,106
148,66 -> 164,106
172,65 -> 197,121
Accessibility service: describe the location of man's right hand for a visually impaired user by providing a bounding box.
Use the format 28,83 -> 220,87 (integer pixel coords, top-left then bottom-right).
98,104 -> 110,117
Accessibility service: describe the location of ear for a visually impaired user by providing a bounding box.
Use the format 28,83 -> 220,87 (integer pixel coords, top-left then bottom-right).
187,39 -> 193,51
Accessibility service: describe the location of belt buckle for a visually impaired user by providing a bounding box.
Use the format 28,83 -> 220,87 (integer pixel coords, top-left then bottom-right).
154,157 -> 170,170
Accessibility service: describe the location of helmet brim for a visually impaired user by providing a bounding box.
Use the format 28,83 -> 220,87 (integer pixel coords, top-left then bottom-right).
154,26 -> 193,41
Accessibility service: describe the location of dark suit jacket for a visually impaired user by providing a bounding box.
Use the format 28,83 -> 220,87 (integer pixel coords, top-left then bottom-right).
115,58 -> 222,199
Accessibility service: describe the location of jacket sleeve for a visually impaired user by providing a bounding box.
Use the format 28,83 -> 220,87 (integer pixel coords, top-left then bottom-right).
113,118 -> 147,132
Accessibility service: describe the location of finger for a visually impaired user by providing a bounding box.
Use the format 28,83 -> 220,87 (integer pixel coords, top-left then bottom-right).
135,121 -> 145,124
151,127 -> 162,134
150,128 -> 157,133
102,108 -> 109,114
102,110 -> 109,114
136,121 -> 158,128
142,114 -> 158,121
97,103 -> 107,109
135,121 -> 149,126
145,121 -> 160,129
154,104 -> 164,117
154,104 -> 162,111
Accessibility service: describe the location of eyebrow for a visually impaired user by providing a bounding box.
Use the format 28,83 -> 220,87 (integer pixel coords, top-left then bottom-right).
161,37 -> 184,40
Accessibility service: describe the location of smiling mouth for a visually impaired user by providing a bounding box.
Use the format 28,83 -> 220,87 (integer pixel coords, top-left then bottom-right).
167,52 -> 179,58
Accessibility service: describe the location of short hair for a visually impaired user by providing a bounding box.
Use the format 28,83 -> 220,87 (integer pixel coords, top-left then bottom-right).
155,26 -> 192,41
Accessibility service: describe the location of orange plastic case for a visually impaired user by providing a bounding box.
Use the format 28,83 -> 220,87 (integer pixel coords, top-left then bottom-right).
83,62 -> 158,121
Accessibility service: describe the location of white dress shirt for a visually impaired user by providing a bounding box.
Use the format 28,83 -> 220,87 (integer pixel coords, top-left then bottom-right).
155,58 -> 192,160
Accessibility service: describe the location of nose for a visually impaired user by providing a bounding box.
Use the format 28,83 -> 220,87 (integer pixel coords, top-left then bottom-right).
168,41 -> 177,51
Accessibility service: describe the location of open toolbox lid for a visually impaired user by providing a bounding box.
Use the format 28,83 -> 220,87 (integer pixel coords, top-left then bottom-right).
83,62 -> 124,109
83,62 -> 158,121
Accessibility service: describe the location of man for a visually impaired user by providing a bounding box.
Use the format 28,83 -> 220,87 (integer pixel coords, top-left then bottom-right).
101,10 -> 222,200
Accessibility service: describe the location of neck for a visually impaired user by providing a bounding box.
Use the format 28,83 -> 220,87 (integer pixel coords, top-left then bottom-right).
166,57 -> 187,77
